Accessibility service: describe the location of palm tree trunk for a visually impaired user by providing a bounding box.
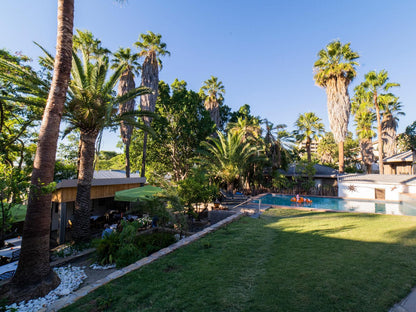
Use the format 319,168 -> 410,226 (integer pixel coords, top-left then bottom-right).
141,131 -> 148,178
338,142 -> 344,173
306,136 -> 311,162
118,70 -> 135,178
360,138 -> 374,174
6,0 -> 74,302
381,112 -> 397,158
72,130 -> 99,242
140,51 -> 158,178
375,95 -> 384,174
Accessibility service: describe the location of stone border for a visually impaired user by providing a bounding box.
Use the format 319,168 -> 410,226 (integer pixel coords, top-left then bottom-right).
44,211 -> 243,312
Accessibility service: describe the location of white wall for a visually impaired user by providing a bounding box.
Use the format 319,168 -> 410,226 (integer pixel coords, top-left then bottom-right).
338,182 -> 411,201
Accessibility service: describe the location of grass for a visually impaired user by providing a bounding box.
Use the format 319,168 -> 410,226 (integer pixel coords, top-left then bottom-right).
62,208 -> 416,312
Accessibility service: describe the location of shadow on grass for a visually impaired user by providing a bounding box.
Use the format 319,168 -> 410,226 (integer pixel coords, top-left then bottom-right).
62,210 -> 416,312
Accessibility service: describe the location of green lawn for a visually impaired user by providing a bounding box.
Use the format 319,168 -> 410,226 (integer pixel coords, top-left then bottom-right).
62,209 -> 416,312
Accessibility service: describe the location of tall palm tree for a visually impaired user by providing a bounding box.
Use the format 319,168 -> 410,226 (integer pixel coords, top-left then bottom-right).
314,40 -> 359,173
227,116 -> 261,143
111,47 -> 141,177
293,112 -> 324,162
358,70 -> 399,174
66,52 -> 150,242
263,120 -> 294,170
381,95 -> 404,157
200,131 -> 259,192
351,85 -> 376,173
200,76 -> 225,129
135,31 -> 170,178
7,0 -> 74,301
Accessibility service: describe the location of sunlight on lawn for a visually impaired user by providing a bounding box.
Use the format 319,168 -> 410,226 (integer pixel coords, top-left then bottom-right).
264,208 -> 416,245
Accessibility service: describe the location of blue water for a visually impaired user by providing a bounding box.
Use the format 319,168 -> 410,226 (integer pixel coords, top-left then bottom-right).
254,194 -> 416,216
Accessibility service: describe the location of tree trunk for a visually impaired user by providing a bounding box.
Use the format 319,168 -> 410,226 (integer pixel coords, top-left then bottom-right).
381,112 -> 397,158
140,51 -> 158,177
325,77 -> 351,174
338,141 -> 344,173
141,131 -> 148,178
306,136 -> 311,162
72,130 -> 99,242
360,138 -> 374,174
118,69 -> 135,178
5,0 -> 74,302
204,98 -> 220,129
375,94 -> 384,174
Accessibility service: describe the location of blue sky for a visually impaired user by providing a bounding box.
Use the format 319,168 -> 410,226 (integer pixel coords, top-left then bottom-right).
1,0 -> 415,151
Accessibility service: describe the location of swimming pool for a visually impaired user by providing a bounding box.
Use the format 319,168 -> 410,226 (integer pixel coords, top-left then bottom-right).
254,194 -> 416,216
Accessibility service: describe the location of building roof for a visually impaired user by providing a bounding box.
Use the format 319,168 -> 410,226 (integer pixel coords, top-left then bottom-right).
338,173 -> 416,185
383,150 -> 413,163
56,170 -> 146,189
280,163 -> 338,178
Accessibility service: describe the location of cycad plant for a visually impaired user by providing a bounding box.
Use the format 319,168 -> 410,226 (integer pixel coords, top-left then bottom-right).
135,31 -> 170,178
314,40 -> 359,173
200,131 -> 259,192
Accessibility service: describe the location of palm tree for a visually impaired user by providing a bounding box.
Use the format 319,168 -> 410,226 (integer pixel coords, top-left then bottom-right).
6,0 -> 74,301
66,52 -> 150,242
314,40 -> 359,173
111,47 -> 141,177
227,116 -> 261,143
381,95 -> 404,157
351,85 -> 376,173
358,70 -> 399,174
200,76 -> 225,129
293,112 -> 324,162
135,31 -> 170,178
200,131 -> 259,192
263,120 -> 294,170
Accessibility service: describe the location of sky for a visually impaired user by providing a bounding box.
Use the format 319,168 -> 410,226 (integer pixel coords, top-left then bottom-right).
1,0 -> 415,152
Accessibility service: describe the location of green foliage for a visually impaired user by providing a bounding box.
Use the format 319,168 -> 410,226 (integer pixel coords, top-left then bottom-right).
272,172 -> 289,190
317,132 -> 359,170
94,220 -> 176,268
0,165 -> 29,244
131,79 -> 214,180
200,131 -> 262,192
294,160 -> 316,193
177,169 -> 219,212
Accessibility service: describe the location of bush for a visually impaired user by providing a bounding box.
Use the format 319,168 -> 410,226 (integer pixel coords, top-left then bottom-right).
94,221 -> 177,268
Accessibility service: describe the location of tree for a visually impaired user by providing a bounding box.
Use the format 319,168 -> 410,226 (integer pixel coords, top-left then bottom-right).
2,0 -> 75,301
263,120 -> 294,171
314,40 -> 359,173
135,31 -> 170,178
381,96 -> 404,157
200,131 -> 260,192
293,112 -> 324,162
200,76 -> 225,130
227,116 -> 261,143
358,70 -> 399,174
111,47 -> 141,177
130,79 -> 214,181
351,86 -> 376,173
64,49 -> 150,242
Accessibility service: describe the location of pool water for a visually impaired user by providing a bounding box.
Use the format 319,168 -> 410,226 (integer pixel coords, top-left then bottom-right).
254,194 -> 416,216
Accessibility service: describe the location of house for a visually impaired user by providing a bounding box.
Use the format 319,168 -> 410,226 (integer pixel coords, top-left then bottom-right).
280,163 -> 338,195
50,170 -> 146,244
383,150 -> 415,175
338,173 -> 416,201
